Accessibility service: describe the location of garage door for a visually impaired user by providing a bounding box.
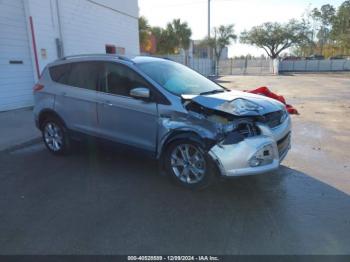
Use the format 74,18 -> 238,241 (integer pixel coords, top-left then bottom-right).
0,0 -> 35,111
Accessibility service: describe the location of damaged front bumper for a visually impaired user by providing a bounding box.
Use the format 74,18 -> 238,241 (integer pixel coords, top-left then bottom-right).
209,116 -> 291,177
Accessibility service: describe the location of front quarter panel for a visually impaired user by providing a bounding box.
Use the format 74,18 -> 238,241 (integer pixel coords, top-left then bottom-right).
156,101 -> 221,158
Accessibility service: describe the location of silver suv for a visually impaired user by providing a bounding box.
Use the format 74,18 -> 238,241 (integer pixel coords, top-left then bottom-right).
34,54 -> 291,189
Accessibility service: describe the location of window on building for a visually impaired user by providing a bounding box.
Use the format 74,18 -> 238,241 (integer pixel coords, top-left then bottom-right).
100,63 -> 150,97
116,47 -> 125,55
105,45 -> 116,54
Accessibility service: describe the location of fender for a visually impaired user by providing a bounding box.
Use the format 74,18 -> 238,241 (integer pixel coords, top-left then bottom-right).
157,129 -> 219,176
38,109 -> 67,130
157,129 -> 216,159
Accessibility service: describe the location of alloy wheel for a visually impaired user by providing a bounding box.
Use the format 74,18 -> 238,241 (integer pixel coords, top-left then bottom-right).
44,122 -> 63,152
170,144 -> 206,184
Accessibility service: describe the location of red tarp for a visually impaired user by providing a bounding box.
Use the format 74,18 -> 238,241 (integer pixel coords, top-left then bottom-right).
246,86 -> 299,115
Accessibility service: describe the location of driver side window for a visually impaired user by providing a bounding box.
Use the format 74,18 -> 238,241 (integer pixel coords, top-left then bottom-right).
101,62 -> 150,97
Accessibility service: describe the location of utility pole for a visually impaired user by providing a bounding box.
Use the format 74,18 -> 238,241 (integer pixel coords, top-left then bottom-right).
207,0 -> 211,63
208,0 -> 211,39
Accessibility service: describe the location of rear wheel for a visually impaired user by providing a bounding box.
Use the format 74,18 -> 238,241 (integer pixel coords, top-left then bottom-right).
164,140 -> 216,189
42,117 -> 70,155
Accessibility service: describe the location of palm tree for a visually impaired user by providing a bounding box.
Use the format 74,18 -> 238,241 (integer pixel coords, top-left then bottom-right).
205,24 -> 237,75
171,19 -> 192,50
139,16 -> 151,52
151,25 -> 177,54
167,19 -> 192,64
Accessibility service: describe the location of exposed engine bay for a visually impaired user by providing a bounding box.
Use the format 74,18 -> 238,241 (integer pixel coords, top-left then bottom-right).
183,94 -> 288,143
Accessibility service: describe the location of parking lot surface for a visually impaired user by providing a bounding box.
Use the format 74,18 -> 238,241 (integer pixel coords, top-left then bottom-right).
0,74 -> 349,254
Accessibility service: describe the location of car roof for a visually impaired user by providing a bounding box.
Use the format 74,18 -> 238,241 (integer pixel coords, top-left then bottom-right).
48,54 -> 169,67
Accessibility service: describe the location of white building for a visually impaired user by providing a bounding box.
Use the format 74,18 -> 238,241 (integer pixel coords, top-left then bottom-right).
191,40 -> 228,60
0,0 -> 140,111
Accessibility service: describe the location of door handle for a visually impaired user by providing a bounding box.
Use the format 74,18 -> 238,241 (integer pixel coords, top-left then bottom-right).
97,100 -> 113,106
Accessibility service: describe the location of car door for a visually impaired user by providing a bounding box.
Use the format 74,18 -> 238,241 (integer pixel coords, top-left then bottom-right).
51,61 -> 102,136
96,62 -> 158,153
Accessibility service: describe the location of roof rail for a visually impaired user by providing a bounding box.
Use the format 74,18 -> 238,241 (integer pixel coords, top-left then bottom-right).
58,54 -> 133,63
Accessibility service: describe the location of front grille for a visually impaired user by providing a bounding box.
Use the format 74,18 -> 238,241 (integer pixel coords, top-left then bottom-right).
237,122 -> 260,138
262,110 -> 284,128
277,132 -> 291,156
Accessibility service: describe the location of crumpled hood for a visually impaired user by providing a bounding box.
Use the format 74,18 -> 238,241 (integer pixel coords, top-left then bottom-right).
182,90 -> 285,116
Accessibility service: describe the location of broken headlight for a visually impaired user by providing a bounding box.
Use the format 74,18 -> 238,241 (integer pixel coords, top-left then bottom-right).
220,122 -> 261,145
280,108 -> 288,123
230,98 -> 264,115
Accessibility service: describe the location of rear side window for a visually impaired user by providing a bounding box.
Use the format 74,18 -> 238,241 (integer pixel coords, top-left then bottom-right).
49,63 -> 71,85
49,61 -> 102,91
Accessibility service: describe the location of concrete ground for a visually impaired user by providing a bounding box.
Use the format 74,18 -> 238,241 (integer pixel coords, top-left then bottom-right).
0,108 -> 40,152
218,73 -> 350,194
0,74 -> 349,254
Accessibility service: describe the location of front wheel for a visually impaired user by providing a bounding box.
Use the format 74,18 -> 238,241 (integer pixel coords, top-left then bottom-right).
164,140 -> 216,189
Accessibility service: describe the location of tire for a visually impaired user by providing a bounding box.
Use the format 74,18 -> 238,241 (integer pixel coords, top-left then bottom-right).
41,117 -> 70,155
164,139 -> 216,190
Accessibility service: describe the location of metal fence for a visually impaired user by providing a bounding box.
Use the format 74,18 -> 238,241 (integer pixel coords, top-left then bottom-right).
218,58 -> 273,75
279,59 -> 350,72
142,54 -> 350,76
148,54 -> 214,76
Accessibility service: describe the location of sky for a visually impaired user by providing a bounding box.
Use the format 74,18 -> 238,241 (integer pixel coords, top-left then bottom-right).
138,0 -> 345,57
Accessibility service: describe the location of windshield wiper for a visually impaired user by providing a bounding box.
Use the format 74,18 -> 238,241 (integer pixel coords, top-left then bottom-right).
199,89 -> 225,95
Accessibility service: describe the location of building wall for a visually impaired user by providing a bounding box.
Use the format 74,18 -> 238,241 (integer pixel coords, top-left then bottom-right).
0,0 -> 35,111
58,0 -> 140,57
220,47 -> 228,60
89,0 -> 138,18
279,59 -> 350,72
27,0 -> 140,74
26,0 -> 61,74
0,0 -> 139,111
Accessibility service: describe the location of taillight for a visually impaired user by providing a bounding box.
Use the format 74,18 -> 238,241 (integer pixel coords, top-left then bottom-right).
33,83 -> 44,92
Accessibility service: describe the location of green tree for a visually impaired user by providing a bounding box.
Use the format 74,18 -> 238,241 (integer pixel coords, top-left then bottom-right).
291,8 -> 316,57
139,16 -> 150,51
331,0 -> 350,54
204,24 -> 237,74
169,19 -> 192,51
149,19 -> 192,55
312,4 -> 336,54
150,26 -> 177,54
240,20 -> 311,59
168,19 -> 192,63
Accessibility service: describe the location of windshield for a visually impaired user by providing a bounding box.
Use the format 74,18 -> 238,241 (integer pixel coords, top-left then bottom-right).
136,60 -> 225,95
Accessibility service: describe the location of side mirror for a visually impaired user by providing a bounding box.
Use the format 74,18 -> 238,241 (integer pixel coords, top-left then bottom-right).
130,87 -> 150,99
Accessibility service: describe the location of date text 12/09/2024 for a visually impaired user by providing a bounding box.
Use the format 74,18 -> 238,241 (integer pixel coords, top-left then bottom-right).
127,256 -> 220,261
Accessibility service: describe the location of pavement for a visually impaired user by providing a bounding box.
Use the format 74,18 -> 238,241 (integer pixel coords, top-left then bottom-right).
218,73 -> 350,194
0,74 -> 349,255
0,108 -> 40,152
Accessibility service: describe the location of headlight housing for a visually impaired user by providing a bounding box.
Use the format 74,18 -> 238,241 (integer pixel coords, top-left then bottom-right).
249,144 -> 274,167
280,108 -> 288,123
